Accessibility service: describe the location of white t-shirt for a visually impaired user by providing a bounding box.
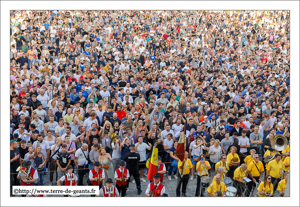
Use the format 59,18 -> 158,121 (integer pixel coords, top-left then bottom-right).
163,138 -> 173,153
189,141 -> 196,156
135,142 -> 149,161
83,118 -> 98,131
75,148 -> 89,166
193,145 -> 204,157
111,143 -> 121,159
161,130 -> 174,140
208,146 -> 222,163
172,124 -> 182,135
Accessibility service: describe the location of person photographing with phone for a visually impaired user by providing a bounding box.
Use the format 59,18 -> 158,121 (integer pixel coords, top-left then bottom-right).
195,154 -> 211,197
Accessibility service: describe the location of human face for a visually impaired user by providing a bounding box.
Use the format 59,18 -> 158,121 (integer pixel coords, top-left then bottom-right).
153,177 -> 160,184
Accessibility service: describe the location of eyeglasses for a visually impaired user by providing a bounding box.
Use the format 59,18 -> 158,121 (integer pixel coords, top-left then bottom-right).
254,157 -> 259,159
267,177 -> 271,180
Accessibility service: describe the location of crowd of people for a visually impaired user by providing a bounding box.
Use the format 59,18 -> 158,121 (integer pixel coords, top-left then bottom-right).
10,10 -> 290,197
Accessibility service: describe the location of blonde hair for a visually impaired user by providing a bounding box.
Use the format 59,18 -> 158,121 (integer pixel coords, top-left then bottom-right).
241,164 -> 247,171
98,147 -> 106,155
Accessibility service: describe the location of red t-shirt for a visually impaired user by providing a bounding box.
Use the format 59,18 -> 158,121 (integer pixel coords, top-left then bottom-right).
261,58 -> 267,64
18,92 -> 26,101
163,34 -> 168,40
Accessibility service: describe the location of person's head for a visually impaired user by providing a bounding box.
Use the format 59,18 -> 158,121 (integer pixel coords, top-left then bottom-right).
274,154 -> 281,162
230,146 -> 237,154
184,151 -> 188,159
129,144 -> 136,152
67,165 -> 73,174
264,175 -> 272,184
215,174 -> 221,184
10,140 -> 18,149
66,126 -> 71,135
37,134 -> 43,142
217,166 -> 224,175
99,147 -> 107,155
240,163 -> 247,172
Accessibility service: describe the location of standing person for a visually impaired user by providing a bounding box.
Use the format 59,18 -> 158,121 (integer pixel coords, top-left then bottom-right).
257,175 -> 274,197
220,132 -> 233,154
191,138 -> 205,180
33,145 -> 46,185
57,165 -> 78,197
168,141 -> 179,180
56,144 -> 71,181
266,154 -> 284,193
10,139 -> 21,196
163,133 -> 174,180
208,139 -> 222,173
111,136 -> 122,172
239,130 -> 250,164
49,138 -> 62,185
145,173 -> 166,197
246,154 -> 264,197
176,151 -> 193,197
65,136 -> 76,168
226,146 -> 240,180
155,156 -> 166,183
135,136 -> 152,182
96,178 -> 120,197
89,161 -> 105,196
233,164 -> 248,197
74,143 -> 89,185
114,161 -> 130,197
249,126 -> 263,154
277,172 -> 289,197
98,147 -> 114,184
123,145 -> 142,195
195,154 -> 211,197
32,134 -> 50,166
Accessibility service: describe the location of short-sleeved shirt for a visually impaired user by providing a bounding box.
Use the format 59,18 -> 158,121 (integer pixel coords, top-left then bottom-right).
277,179 -> 287,192
135,142 -> 149,161
196,161 -> 210,176
32,140 -> 50,160
266,160 -> 284,178
177,158 -> 193,175
220,138 -> 233,154
207,181 -> 227,195
163,138 -> 173,153
57,152 -> 71,168
238,137 -> 250,154
257,182 -> 273,197
10,148 -> 21,171
226,153 -> 240,165
247,161 -> 264,177
233,166 -> 247,181
75,148 -> 89,166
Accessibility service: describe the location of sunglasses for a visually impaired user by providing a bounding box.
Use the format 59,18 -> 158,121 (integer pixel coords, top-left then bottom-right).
267,177 -> 271,180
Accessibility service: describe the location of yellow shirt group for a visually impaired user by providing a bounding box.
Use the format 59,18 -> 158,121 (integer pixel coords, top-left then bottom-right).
215,161 -> 229,172
196,161 -> 210,176
247,161 -> 264,177
244,155 -> 254,166
233,166 -> 247,181
212,173 -> 225,183
178,158 -> 193,175
266,160 -> 284,178
283,156 -> 290,172
207,181 -> 227,195
257,182 -> 274,197
226,153 -> 240,166
277,179 -> 287,192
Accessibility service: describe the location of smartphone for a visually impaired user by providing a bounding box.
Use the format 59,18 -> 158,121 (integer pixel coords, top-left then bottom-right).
201,157 -> 203,161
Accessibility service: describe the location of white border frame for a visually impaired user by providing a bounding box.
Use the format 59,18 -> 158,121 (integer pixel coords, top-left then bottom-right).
1,1 -> 299,206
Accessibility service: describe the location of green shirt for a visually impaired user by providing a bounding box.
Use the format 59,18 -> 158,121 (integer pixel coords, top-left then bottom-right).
21,45 -> 29,53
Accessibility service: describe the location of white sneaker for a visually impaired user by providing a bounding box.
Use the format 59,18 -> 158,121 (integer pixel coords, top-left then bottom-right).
131,179 -> 136,184
174,175 -> 178,180
141,178 -> 146,183
190,176 -> 194,181
168,176 -> 172,181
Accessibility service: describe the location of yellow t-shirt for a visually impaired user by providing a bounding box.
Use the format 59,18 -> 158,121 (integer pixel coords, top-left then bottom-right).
233,166 -> 247,181
63,114 -> 74,124
257,182 -> 273,197
244,155 -> 254,166
226,153 -> 240,166
212,173 -> 225,183
277,179 -> 287,192
196,161 -> 210,176
215,161 -> 229,172
264,150 -> 280,169
178,158 -> 193,175
207,181 -> 227,195
266,160 -> 284,178
281,145 -> 290,161
283,156 -> 290,172
247,161 -> 264,177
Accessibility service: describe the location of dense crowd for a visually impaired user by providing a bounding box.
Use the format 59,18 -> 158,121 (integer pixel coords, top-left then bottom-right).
10,10 -> 290,197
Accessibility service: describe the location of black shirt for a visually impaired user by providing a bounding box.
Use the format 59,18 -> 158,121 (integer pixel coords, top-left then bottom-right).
123,152 -> 140,172
10,148 -> 20,171
215,133 -> 225,142
18,146 -> 28,159
57,152 -> 71,168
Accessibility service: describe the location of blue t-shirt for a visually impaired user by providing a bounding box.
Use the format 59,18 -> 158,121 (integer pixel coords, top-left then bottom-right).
44,23 -> 50,30
169,147 -> 176,162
